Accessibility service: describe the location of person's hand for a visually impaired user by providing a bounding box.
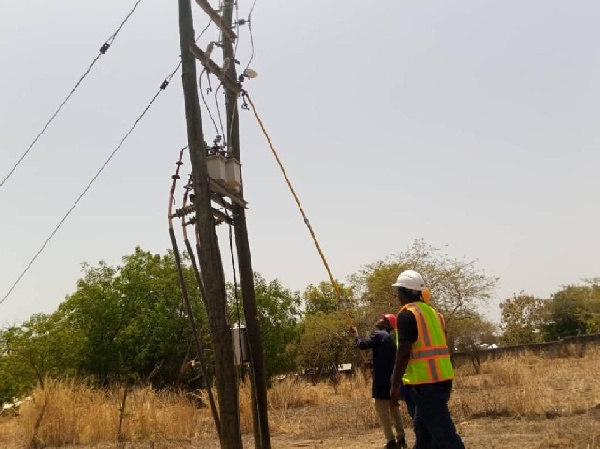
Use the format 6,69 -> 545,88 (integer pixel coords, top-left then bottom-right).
390,385 -> 401,406
349,326 -> 358,336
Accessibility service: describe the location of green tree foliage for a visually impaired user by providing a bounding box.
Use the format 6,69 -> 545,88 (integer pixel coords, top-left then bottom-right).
59,261 -> 128,381
0,354 -> 30,405
0,313 -> 82,388
227,273 -> 302,377
543,280 -> 600,340
253,274 -> 301,377
449,312 -> 498,352
57,248 -> 208,386
500,292 -> 548,345
303,281 -> 355,315
352,239 -> 498,323
448,312 -> 497,373
114,249 -> 209,386
0,312 -> 82,403
296,312 -> 355,372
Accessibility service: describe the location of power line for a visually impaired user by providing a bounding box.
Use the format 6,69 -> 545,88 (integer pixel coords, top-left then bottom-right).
248,0 -> 259,22
214,83 -> 227,143
106,0 -> 144,44
0,0 -> 145,191
0,75 -> 171,307
209,1 -> 228,144
199,71 -> 222,138
224,0 -> 259,146
0,21 -> 214,308
197,16 -> 222,138
244,0 -> 259,72
226,1 -> 242,151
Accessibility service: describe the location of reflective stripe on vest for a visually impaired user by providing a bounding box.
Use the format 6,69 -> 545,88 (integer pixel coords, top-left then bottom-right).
401,301 -> 454,385
410,347 -> 450,360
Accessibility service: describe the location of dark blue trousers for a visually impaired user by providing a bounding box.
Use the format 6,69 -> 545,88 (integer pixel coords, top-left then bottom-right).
407,381 -> 464,449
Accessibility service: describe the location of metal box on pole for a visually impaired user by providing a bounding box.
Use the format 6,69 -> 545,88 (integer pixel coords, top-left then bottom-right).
232,323 -> 251,365
206,154 -> 227,185
225,158 -> 242,192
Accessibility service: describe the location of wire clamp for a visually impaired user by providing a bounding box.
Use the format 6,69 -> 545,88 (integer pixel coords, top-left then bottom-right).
99,43 -> 111,54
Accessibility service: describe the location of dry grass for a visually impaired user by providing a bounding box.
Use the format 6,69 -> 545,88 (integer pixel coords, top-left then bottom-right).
2,380 -> 211,448
452,348 -> 600,420
0,346 -> 599,448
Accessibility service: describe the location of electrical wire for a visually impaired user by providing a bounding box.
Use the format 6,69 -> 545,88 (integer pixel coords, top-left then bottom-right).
197,18 -> 213,44
0,75 -> 174,307
224,202 -> 245,448
171,19 -> 213,79
244,0 -> 258,72
0,0 -> 145,191
243,92 -> 368,367
210,0 -> 228,147
106,0 -> 144,45
214,84 -> 227,145
220,196 -> 247,418
233,0 -> 241,58
219,0 -> 242,153
226,1 -> 241,153
222,202 -> 242,329
191,18 -> 215,131
224,0 -> 258,149
199,70 -> 222,138
247,0 -> 259,25
242,93 -> 353,325
0,19 -> 216,307
169,151 -> 221,440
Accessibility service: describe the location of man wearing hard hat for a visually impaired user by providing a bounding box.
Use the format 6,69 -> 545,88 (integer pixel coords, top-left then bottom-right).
390,270 -> 464,449
351,314 -> 407,449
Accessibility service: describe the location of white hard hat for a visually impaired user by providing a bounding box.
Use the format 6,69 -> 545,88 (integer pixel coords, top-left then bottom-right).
392,269 -> 425,291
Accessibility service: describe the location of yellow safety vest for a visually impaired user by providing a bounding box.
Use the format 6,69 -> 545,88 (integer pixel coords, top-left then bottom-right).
400,301 -> 454,385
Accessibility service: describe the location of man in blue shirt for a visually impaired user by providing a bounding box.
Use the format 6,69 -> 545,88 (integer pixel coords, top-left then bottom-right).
352,315 -> 407,449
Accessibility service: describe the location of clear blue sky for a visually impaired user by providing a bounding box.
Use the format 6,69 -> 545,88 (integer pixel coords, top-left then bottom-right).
1,0 -> 599,326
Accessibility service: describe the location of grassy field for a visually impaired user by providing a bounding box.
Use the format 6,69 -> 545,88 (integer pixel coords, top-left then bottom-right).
1,347 -> 599,448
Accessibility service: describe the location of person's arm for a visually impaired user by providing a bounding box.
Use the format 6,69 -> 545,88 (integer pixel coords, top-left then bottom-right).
390,341 -> 411,403
350,327 -> 379,350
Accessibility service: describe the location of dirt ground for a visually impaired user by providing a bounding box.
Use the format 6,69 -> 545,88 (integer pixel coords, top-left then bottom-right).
223,415 -> 599,449
5,414 -> 594,449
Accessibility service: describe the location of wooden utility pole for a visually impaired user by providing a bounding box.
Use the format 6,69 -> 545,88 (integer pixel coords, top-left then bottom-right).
221,2 -> 272,448
177,1 -> 242,448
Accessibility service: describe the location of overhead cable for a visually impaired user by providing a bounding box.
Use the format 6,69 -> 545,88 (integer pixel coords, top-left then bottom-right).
244,0 -> 259,72
0,0 -> 145,191
0,76 -> 168,307
0,21 -> 213,307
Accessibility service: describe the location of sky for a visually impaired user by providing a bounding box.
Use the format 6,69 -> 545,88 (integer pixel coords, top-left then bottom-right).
1,0 -> 599,326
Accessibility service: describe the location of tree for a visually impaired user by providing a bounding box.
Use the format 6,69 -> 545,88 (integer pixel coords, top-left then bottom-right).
543,280 -> 600,340
0,354 -> 30,405
0,248 -> 213,393
450,312 -> 498,352
352,239 -> 498,323
448,312 -> 497,373
303,281 -> 355,315
58,248 -> 209,386
231,273 -> 301,377
59,261 -> 129,381
500,292 -> 548,345
0,311 -> 83,403
0,313 -> 83,389
296,312 -> 355,378
113,248 -> 209,387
